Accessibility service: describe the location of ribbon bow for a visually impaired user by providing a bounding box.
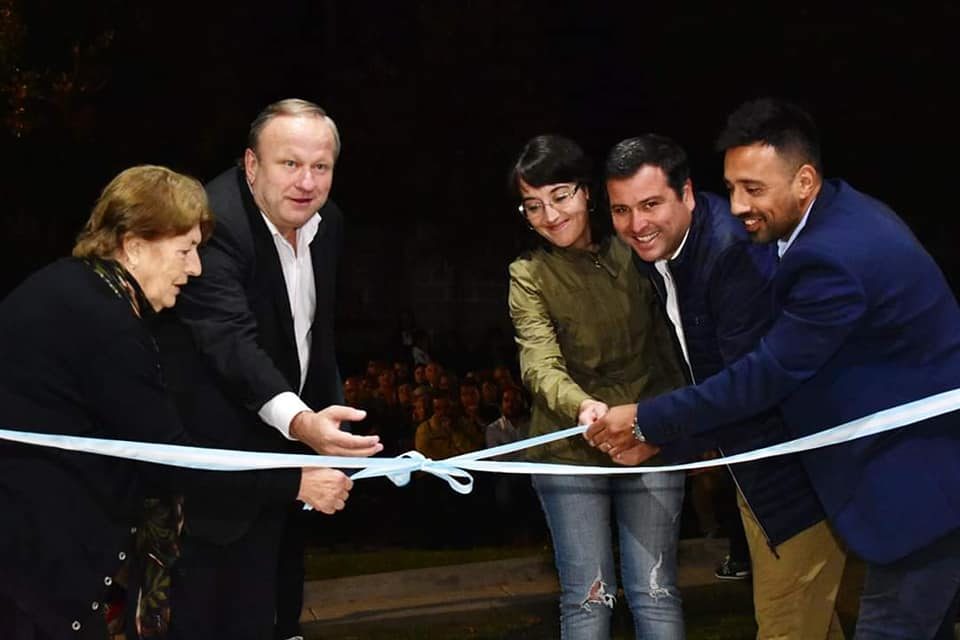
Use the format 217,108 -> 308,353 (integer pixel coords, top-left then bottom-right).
351,450 -> 475,495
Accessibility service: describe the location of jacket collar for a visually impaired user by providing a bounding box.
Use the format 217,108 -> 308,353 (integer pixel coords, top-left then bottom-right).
234,167 -> 296,340
655,190 -> 709,274
805,178 -> 840,231
778,178 -> 841,257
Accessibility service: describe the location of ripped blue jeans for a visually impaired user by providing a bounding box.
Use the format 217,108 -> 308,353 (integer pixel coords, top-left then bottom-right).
533,472 -> 686,639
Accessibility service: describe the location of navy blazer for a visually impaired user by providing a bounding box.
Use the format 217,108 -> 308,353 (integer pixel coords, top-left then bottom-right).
636,179 -> 960,563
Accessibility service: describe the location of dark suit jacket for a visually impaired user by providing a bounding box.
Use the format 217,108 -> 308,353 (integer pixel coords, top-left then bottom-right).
634,179 -> 960,563
0,259 -> 293,638
158,166 -> 344,543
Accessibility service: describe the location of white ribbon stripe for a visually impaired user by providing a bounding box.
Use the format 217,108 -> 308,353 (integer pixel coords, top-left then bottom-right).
2,386 -> 959,495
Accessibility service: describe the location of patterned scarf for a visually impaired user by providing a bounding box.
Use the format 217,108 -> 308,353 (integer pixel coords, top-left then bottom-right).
83,257 -> 150,319
83,256 -> 180,639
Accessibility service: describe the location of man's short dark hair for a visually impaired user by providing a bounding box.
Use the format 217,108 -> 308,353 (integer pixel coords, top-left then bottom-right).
715,98 -> 822,173
604,134 -> 690,200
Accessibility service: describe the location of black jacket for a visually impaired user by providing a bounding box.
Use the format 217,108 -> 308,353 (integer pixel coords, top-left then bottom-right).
0,259 -> 288,638
156,166 -> 343,544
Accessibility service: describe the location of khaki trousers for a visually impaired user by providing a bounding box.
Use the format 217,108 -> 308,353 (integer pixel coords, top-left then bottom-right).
738,491 -> 847,639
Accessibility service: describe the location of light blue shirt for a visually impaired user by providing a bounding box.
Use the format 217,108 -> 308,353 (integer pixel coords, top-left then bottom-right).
777,197 -> 817,259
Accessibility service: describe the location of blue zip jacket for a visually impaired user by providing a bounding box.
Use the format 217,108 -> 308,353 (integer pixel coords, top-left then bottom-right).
641,191 -> 826,547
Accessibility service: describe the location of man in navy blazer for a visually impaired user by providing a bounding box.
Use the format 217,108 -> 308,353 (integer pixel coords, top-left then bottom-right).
587,98 -> 960,638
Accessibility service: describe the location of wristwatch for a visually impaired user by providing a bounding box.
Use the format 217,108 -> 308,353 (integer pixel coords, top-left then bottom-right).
632,414 -> 647,443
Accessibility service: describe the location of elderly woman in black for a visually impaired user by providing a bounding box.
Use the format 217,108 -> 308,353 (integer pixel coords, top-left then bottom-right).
0,166 -> 356,640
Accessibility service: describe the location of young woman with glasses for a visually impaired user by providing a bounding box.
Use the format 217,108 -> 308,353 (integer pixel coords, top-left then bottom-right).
507,135 -> 690,639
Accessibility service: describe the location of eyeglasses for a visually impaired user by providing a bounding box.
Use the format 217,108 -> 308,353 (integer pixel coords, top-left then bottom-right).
518,184 -> 582,222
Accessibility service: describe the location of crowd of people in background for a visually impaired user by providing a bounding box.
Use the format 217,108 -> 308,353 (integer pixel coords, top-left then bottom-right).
341,356 -> 530,461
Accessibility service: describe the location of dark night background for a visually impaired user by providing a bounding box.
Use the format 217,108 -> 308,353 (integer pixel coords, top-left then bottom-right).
3,6 -> 960,620
2,1 -> 958,373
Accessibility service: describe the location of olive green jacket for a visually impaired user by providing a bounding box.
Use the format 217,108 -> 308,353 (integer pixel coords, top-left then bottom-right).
508,236 -> 688,465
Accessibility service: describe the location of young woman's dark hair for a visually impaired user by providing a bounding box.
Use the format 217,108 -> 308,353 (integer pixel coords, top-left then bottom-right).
508,134 -> 611,249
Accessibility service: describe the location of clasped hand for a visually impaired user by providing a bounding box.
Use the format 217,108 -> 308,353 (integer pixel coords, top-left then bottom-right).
580,400 -> 660,466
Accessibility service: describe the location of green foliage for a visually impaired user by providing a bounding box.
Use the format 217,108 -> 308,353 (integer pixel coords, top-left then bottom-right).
0,0 -> 118,138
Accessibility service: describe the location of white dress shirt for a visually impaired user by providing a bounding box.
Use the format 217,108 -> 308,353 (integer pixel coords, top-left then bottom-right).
256,211 -> 322,439
654,228 -> 695,378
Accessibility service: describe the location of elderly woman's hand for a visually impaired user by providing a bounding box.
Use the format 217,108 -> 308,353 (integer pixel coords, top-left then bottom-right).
290,405 -> 383,457
296,468 -> 354,514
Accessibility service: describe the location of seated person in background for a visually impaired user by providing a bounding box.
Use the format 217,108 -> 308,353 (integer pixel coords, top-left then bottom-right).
391,382 -> 416,453
397,382 -> 414,432
464,378 -> 499,424
344,375 -> 379,437
373,368 -> 398,404
424,360 -> 444,390
480,379 -> 502,421
393,361 -> 411,386
343,375 -> 367,407
415,391 -> 482,459
491,365 -> 516,390
410,387 -> 432,426
485,385 -> 531,451
397,382 -> 414,414
485,385 -> 535,533
363,359 -> 381,391
412,363 -> 428,389
370,368 -> 405,454
459,380 -> 491,438
438,371 -> 457,393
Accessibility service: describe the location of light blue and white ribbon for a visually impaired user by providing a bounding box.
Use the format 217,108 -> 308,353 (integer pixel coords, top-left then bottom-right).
2,386 -> 960,496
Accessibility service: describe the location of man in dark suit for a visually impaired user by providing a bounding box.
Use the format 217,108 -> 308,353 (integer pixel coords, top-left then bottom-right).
163,99 -> 382,640
587,98 -> 960,638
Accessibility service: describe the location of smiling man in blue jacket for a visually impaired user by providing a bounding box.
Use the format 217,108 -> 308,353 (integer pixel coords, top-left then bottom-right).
587,98 -> 960,639
603,133 -> 846,639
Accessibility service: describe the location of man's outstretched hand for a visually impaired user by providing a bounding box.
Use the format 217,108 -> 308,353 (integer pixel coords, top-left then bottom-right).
290,405 -> 382,457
